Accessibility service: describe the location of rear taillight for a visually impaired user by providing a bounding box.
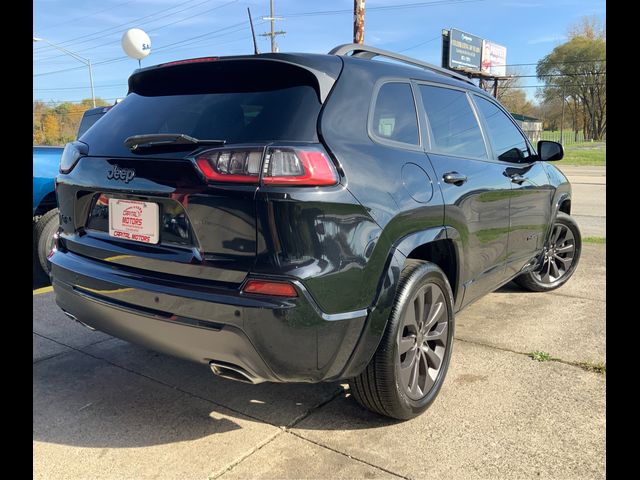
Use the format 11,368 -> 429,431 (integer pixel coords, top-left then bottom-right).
196,148 -> 263,183
262,148 -> 337,186
59,141 -> 88,174
195,145 -> 338,186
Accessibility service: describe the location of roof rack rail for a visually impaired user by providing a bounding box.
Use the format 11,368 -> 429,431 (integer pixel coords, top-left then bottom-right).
328,43 -> 475,86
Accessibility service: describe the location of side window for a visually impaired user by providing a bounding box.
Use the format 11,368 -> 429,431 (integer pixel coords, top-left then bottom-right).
371,82 -> 419,145
474,96 -> 533,163
419,85 -> 486,159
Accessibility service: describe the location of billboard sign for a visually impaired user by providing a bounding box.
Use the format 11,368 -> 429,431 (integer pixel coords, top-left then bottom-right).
448,28 -> 482,71
481,40 -> 507,76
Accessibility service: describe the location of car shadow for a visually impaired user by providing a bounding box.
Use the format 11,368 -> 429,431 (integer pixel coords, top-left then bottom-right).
33,254 -> 51,290
494,281 -> 537,294
33,332 -> 400,449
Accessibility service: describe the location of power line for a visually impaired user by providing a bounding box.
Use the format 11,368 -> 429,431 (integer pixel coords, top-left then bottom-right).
398,35 -> 440,53
35,0 -> 138,33
33,18 -> 260,77
35,0 -> 239,62
280,0 -> 486,18
34,0 -> 212,54
502,84 -> 604,89
34,84 -> 128,91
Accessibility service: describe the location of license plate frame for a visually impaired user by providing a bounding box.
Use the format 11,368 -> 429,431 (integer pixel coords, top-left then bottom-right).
108,198 -> 159,244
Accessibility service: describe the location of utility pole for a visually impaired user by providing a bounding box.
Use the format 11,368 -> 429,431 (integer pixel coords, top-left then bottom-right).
260,0 -> 285,53
560,86 -> 565,144
354,0 -> 365,44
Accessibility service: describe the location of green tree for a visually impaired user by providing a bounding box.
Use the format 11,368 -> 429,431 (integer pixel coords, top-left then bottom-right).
537,17 -> 606,140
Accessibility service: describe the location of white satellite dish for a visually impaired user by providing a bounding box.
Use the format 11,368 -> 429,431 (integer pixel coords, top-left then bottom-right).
121,28 -> 151,65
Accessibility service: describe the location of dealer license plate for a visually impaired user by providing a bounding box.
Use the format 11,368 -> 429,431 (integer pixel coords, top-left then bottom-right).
108,198 -> 159,244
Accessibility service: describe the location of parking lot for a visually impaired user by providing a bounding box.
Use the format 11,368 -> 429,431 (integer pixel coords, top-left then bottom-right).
34,166 -> 605,480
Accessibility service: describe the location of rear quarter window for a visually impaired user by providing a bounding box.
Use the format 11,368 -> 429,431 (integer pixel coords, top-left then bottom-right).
370,82 -> 420,147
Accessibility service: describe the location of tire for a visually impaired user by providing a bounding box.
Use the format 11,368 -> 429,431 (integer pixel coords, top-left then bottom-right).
349,260 -> 455,420
514,212 -> 581,292
34,208 -> 59,274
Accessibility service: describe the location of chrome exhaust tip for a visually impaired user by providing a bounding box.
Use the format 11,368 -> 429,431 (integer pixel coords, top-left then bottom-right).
209,361 -> 258,384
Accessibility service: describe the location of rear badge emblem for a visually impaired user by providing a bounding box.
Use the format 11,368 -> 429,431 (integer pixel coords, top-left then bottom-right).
107,164 -> 136,183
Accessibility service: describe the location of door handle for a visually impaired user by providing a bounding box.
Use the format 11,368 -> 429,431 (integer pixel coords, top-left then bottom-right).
509,173 -> 528,185
443,172 -> 467,186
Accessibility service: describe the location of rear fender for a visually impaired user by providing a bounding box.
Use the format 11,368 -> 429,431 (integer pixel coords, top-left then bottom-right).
331,225 -> 462,380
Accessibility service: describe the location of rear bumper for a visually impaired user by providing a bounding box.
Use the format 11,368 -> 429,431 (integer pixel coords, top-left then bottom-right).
49,250 -> 368,383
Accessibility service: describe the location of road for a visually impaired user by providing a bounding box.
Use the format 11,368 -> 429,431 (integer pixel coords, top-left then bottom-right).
34,242 -> 605,479
557,165 -> 606,238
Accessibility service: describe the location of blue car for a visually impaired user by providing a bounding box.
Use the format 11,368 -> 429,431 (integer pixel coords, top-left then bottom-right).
33,105 -> 113,273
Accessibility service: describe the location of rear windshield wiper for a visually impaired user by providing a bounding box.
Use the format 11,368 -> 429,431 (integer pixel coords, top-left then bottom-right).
124,133 -> 226,151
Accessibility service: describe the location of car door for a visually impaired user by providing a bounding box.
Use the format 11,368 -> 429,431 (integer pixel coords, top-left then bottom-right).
415,83 -> 512,309
471,94 -> 554,278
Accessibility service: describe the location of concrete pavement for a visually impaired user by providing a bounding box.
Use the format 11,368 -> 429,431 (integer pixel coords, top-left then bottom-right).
33,242 -> 606,479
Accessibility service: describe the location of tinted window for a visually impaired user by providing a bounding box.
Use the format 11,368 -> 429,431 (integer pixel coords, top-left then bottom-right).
372,83 -> 419,145
81,86 -> 321,157
474,96 -> 532,163
77,111 -> 108,138
419,85 -> 486,159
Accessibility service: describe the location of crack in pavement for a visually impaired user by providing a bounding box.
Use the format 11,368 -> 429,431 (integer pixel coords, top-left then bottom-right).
286,430 -> 411,480
546,291 -> 605,303
454,337 -> 605,374
207,429 -> 285,480
34,333 -> 405,480
33,333 -> 117,365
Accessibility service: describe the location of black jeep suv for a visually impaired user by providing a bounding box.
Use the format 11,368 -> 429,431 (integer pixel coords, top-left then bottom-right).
50,44 -> 581,420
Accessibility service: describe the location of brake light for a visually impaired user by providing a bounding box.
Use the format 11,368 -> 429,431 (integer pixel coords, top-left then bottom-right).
160,57 -> 219,67
242,280 -> 298,297
195,145 -> 338,186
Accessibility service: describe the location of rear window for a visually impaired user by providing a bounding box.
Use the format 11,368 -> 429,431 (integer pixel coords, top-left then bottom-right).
80,60 -> 324,156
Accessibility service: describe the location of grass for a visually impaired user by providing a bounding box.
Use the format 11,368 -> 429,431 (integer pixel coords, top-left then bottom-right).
555,144 -> 606,166
528,350 -> 606,374
577,361 -> 606,374
529,351 -> 552,362
583,236 -> 606,244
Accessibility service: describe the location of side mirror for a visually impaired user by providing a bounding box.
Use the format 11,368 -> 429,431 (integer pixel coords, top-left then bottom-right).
537,140 -> 564,162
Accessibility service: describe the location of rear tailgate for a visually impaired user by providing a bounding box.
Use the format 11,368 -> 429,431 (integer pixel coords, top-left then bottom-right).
56,55 -> 343,287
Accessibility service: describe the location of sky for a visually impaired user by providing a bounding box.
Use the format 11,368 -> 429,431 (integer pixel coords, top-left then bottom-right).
33,0 -> 606,105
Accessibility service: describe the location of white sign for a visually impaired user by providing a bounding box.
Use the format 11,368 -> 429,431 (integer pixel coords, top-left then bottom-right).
481,40 -> 507,77
109,199 -> 159,244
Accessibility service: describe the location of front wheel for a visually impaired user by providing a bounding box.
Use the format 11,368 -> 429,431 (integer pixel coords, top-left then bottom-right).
349,260 -> 455,420
514,212 -> 581,292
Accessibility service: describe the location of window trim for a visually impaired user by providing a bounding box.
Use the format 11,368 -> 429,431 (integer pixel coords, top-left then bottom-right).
470,93 -> 538,165
367,78 -> 423,152
413,80 -> 491,161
